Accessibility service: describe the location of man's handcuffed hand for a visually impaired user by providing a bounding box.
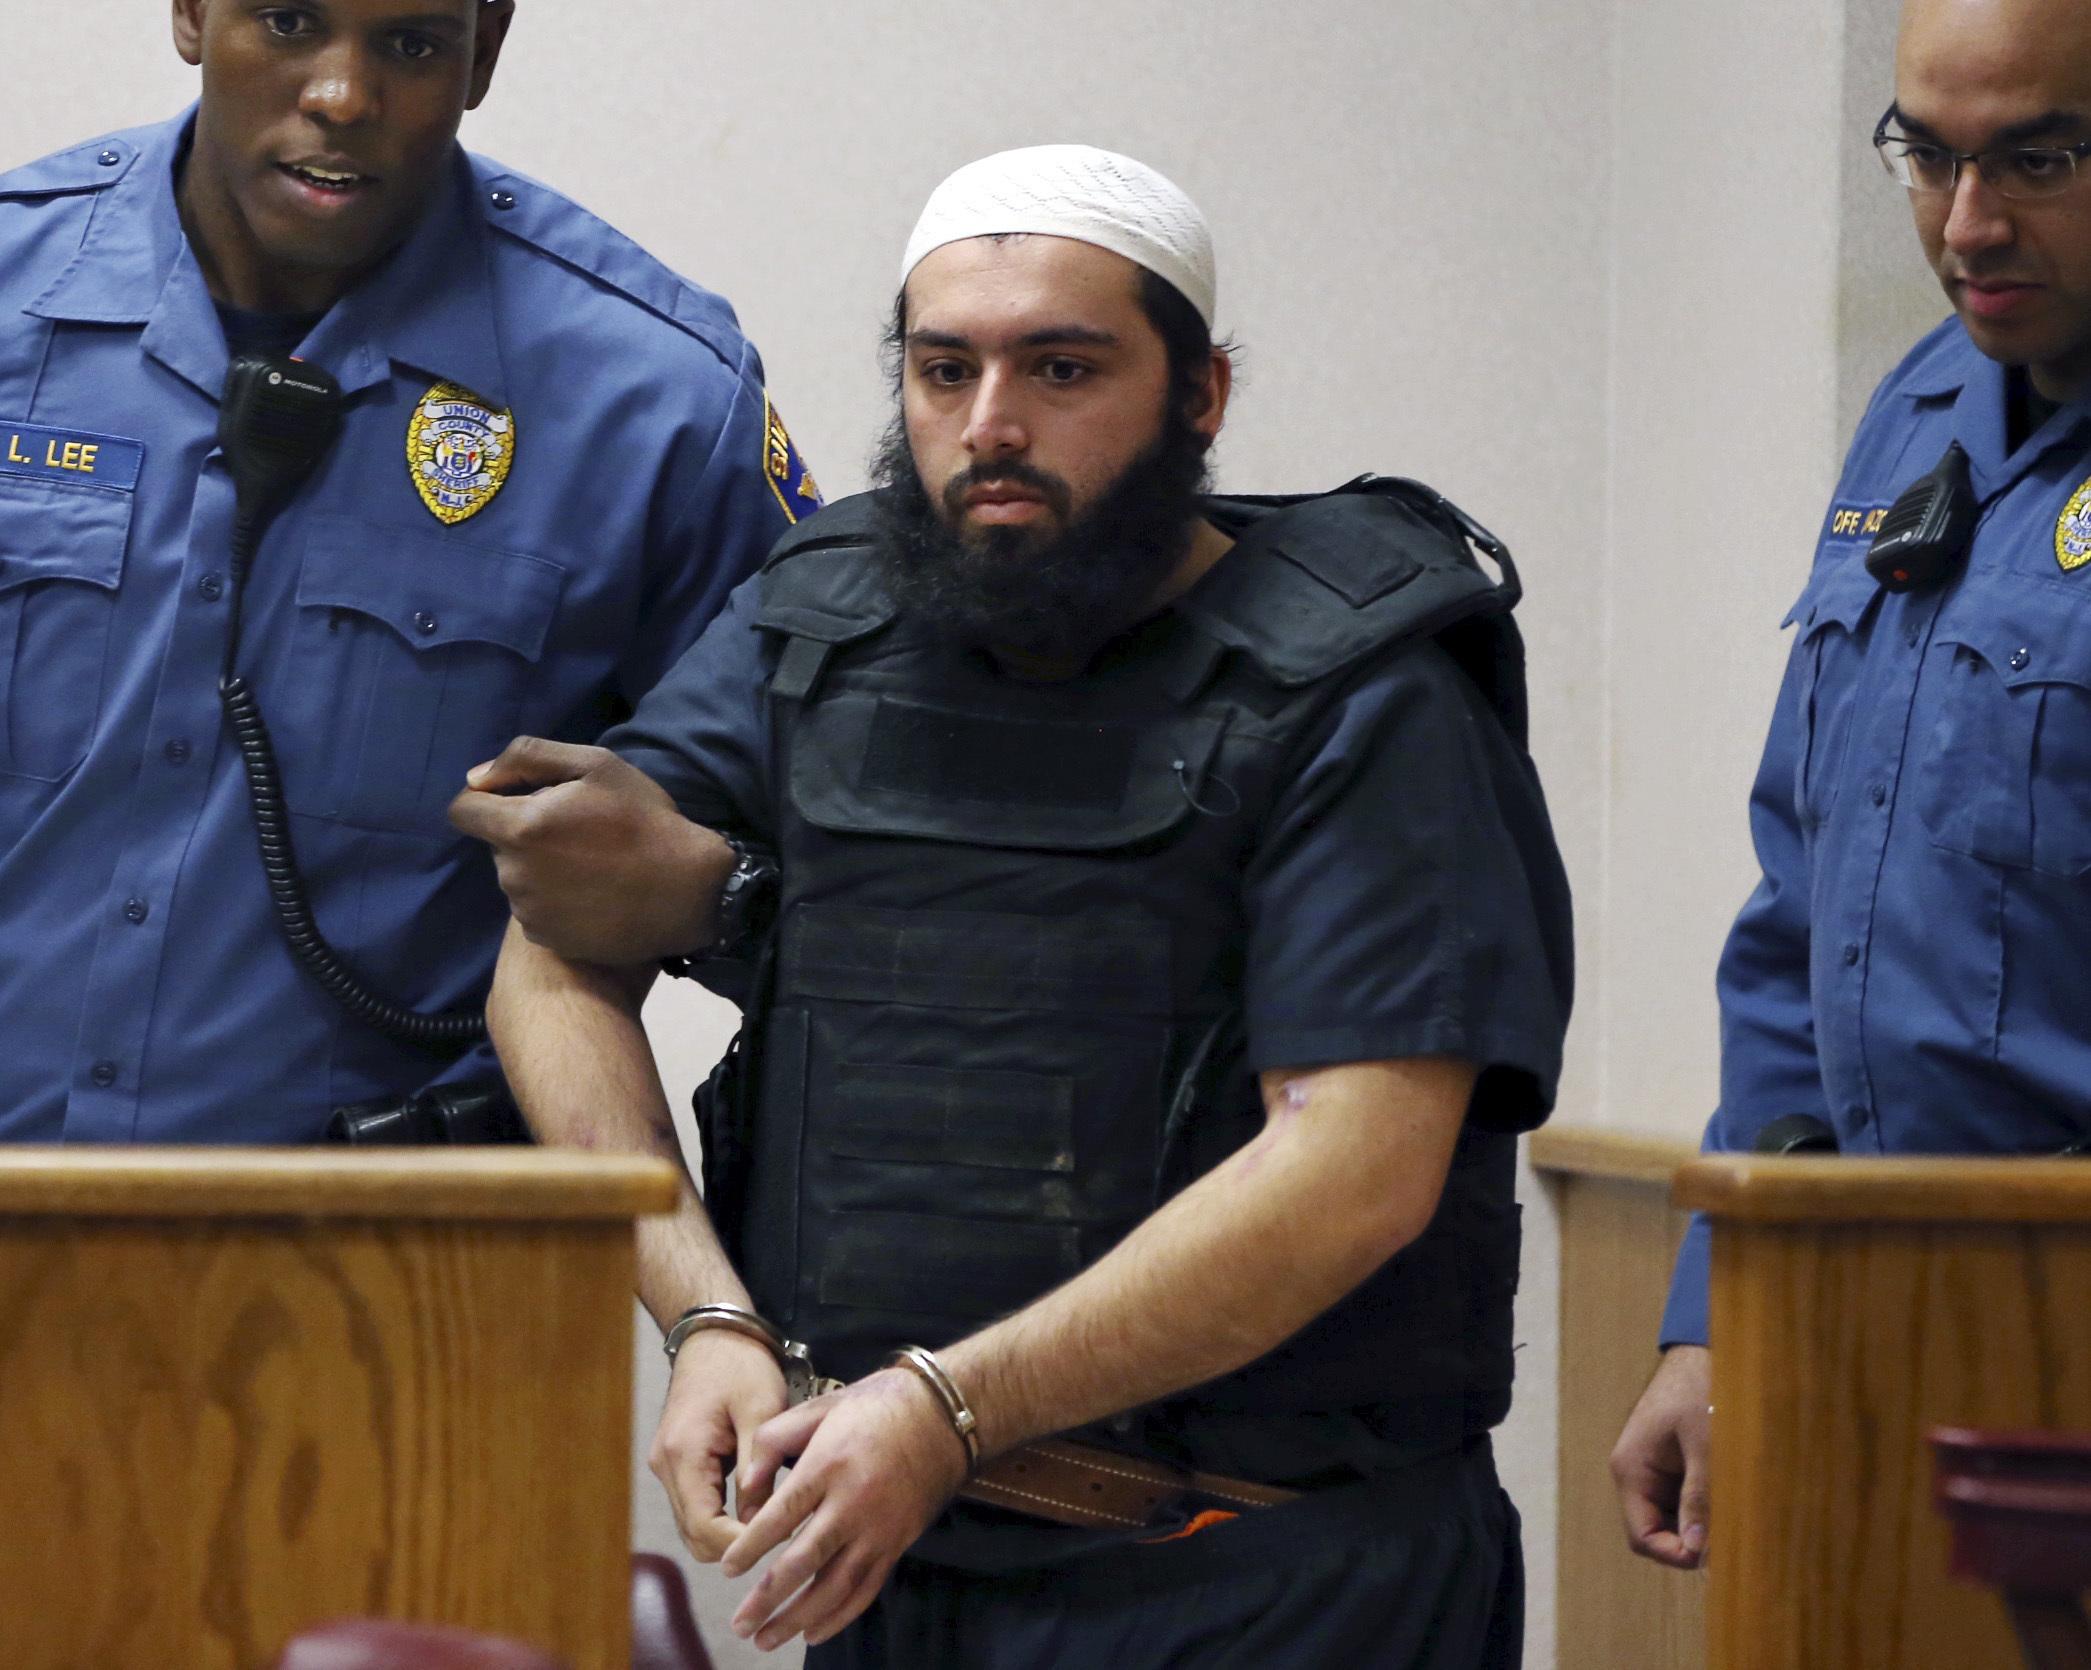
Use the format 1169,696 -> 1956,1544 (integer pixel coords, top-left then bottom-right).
447,737 -> 729,965
651,1330 -> 793,1564
719,1367 -> 972,1652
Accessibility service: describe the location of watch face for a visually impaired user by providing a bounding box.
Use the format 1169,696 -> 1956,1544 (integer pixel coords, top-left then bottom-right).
715,849 -> 780,954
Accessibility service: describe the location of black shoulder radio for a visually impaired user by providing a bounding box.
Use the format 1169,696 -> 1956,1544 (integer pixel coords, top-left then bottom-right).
1865,442 -> 1978,594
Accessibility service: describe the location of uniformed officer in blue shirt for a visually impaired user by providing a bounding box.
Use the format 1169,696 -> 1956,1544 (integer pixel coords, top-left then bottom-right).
0,0 -> 814,1142
1613,0 -> 2091,1571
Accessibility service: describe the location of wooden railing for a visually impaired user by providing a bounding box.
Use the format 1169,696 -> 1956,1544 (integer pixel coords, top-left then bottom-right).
1530,1125 -> 1708,1670
0,1148 -> 676,1670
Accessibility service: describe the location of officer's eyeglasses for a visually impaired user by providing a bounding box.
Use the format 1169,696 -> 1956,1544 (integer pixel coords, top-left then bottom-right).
1873,108 -> 2091,199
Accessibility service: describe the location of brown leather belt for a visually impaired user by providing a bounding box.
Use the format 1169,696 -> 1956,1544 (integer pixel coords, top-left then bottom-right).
961,1436 -> 1299,1530
790,1370 -> 1295,1530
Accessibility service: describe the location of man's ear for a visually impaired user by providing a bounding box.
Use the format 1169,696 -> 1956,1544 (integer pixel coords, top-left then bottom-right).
1190,348 -> 1234,448
172,0 -> 206,67
466,0 -> 518,111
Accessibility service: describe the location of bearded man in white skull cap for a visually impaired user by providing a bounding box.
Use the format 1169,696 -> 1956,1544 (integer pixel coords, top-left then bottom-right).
453,144 -> 1573,1667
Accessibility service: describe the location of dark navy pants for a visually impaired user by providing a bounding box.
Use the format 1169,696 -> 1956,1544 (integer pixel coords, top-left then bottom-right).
810,1441 -> 1522,1670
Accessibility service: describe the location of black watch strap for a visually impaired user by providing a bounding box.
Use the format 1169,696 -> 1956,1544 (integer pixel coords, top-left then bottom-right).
661,834 -> 778,977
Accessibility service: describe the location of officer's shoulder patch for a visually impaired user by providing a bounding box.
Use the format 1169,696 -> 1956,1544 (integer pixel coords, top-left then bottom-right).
0,133 -> 142,201
2056,476 -> 2091,573
408,381 -> 515,526
762,396 -> 822,525
470,160 -> 744,365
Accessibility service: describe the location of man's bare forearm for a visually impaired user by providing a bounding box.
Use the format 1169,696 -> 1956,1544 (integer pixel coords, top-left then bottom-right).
938,1057 -> 1475,1459
487,919 -> 751,1331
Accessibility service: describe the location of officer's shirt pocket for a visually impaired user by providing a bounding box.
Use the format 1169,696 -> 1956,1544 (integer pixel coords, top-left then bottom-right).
279,514 -> 565,834
1787,557 -> 1882,830
0,473 -> 130,783
1912,579 -> 2091,875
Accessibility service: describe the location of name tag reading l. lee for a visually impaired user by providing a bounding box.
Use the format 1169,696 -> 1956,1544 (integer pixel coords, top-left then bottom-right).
0,422 -> 145,492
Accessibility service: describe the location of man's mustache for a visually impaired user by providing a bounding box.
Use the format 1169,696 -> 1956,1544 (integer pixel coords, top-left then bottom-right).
1950,260 -> 2039,286
939,461 -> 1074,521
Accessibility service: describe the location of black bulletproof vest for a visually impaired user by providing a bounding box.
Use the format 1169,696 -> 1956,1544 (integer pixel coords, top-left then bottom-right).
724,477 -> 1533,1444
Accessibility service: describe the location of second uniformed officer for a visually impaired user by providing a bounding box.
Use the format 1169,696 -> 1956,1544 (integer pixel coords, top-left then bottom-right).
1614,0 -> 2091,1570
0,0 -> 814,1141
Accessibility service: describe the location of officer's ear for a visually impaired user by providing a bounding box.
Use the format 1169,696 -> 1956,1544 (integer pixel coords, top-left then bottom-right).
465,0 -> 518,111
171,0 -> 205,67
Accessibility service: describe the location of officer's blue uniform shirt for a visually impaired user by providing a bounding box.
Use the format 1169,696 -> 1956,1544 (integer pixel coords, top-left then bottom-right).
1664,316 -> 2091,1344
0,113 -> 814,1143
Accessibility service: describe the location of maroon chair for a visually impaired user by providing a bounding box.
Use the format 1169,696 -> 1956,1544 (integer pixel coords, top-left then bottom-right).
270,1554 -> 715,1670
1933,1427 -> 2091,1670
630,1554 -> 715,1670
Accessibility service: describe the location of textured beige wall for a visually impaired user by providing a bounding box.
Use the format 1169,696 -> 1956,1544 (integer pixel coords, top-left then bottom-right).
4,1 -> 1936,1664
1591,0 -> 1938,1158
1594,0 -> 1847,1143
1843,0 -> 1958,437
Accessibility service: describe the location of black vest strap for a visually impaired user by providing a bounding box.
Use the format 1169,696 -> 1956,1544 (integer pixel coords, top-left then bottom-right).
755,502 -> 898,706
770,634 -> 834,704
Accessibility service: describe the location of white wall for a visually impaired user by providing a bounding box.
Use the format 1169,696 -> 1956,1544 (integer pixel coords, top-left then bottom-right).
6,3 -> 1939,1664
1595,0 -> 1847,1142
1585,0 -> 1939,1160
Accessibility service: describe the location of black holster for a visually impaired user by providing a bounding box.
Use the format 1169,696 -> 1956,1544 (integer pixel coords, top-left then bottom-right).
687,931 -> 777,1259
327,1082 -> 532,1145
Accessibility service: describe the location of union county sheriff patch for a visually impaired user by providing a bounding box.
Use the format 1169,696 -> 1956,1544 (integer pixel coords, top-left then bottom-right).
408,382 -> 514,525
763,395 -> 822,525
2058,477 -> 2091,572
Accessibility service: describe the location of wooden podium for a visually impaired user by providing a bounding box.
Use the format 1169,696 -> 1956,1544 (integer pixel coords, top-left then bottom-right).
1677,1156 -> 2091,1670
0,1149 -> 676,1670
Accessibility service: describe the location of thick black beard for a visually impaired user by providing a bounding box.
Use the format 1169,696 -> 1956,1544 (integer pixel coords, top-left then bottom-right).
869,405 -> 1213,665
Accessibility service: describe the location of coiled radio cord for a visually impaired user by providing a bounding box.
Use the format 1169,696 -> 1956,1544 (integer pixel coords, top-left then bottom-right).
219,508 -> 487,1050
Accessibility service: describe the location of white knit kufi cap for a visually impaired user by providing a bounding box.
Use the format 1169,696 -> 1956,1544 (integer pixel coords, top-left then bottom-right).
901,145 -> 1217,328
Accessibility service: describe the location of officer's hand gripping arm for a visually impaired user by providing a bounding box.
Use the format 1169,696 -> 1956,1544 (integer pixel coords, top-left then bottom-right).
449,737 -> 738,965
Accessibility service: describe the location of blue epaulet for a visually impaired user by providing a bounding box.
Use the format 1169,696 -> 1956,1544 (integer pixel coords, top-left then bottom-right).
466,154 -> 746,370
0,130 -> 147,200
